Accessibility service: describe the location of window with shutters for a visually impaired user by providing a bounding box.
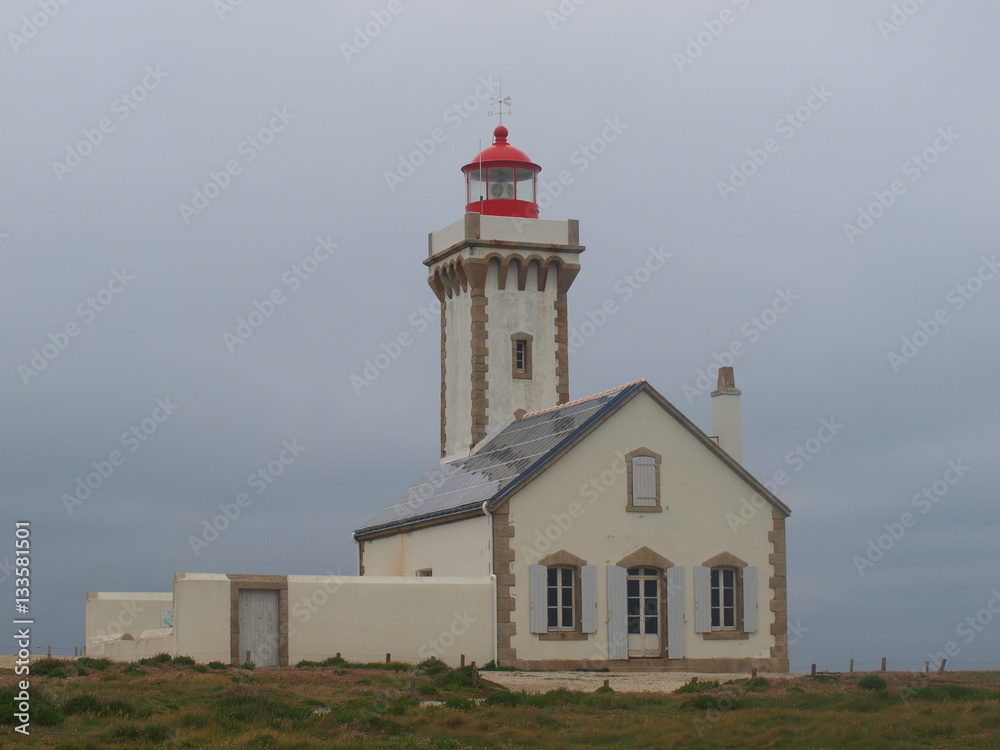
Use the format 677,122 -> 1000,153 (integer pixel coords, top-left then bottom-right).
547,567 -> 575,629
625,448 -> 662,512
711,568 -> 737,629
693,555 -> 758,640
529,553 -> 597,640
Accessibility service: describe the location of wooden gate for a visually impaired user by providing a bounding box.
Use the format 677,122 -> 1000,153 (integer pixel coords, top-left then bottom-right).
238,589 -> 280,666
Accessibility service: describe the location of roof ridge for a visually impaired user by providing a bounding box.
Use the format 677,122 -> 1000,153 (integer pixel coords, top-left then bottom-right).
519,379 -> 647,419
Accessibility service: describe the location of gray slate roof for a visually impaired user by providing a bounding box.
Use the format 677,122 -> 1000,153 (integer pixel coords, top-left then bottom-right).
354,382 -> 643,537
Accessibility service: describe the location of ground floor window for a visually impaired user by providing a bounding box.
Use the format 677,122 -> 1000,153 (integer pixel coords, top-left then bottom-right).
547,567 -> 575,629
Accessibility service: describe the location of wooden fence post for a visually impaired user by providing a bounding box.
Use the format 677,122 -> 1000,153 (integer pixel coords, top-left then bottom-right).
938,659 -> 947,673
810,663 -> 817,677
849,659 -> 854,673
881,657 -> 886,672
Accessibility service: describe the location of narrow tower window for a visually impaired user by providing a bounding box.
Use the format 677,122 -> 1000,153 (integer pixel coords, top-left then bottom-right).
511,333 -> 533,379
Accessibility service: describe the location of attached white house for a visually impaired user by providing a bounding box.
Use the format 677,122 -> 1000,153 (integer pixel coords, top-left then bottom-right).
86,124 -> 789,672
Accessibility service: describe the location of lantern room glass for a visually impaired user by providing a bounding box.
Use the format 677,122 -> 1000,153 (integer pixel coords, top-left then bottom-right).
467,169 -> 485,205
488,167 -> 515,199
516,168 -> 535,202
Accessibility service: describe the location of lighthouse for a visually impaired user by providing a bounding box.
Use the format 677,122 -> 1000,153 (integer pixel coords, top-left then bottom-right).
427,126 -> 585,460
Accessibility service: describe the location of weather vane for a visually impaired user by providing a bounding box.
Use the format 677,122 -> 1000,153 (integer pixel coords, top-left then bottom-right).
489,80 -> 512,125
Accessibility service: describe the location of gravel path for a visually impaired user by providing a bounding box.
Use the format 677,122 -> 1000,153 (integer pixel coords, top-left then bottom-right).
482,670 -> 788,694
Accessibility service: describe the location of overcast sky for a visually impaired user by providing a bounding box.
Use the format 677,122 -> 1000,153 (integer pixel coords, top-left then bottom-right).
2,1 -> 998,672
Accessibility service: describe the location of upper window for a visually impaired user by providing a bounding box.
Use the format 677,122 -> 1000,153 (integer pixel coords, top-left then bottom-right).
511,333 -> 533,379
625,448 -> 662,512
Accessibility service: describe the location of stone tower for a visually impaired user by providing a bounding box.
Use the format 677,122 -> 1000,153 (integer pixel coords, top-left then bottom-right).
426,125 -> 584,460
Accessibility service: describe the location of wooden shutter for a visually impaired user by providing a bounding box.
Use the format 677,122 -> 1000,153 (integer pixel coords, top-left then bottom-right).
632,456 -> 657,506
666,566 -> 686,659
693,565 -> 712,633
742,566 -> 758,633
529,564 -> 547,634
606,565 -> 628,659
581,565 -> 598,634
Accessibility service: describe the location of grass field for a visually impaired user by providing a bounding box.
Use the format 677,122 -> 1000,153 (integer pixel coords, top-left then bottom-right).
2,655 -> 999,749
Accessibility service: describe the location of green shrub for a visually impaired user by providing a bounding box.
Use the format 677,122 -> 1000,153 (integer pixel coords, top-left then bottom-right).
172,655 -> 196,667
32,658 -> 71,676
122,664 -> 147,676
675,679 -> 720,694
138,652 -> 173,667
858,675 -> 888,691
418,657 -> 451,675
208,661 -> 229,670
191,663 -> 208,673
0,686 -> 63,726
242,661 -> 257,671
681,693 -> 743,711
75,657 -> 109,671
595,685 -> 614,694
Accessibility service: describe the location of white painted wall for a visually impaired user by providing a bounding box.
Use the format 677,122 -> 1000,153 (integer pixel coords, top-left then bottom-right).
85,591 -> 173,646
506,391 -> 777,663
89,573 -> 494,668
363,515 -> 491,577
173,573 -> 232,664
87,629 -> 176,661
288,575 -> 493,666
712,391 -> 743,464
442,283 -> 474,459
485,261 -> 559,424
430,216 -> 575,255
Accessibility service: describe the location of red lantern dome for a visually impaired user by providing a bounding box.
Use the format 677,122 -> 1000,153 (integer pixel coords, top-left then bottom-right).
462,126 -> 541,219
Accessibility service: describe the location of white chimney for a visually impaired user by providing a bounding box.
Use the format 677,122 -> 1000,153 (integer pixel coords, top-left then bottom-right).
711,366 -> 742,464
